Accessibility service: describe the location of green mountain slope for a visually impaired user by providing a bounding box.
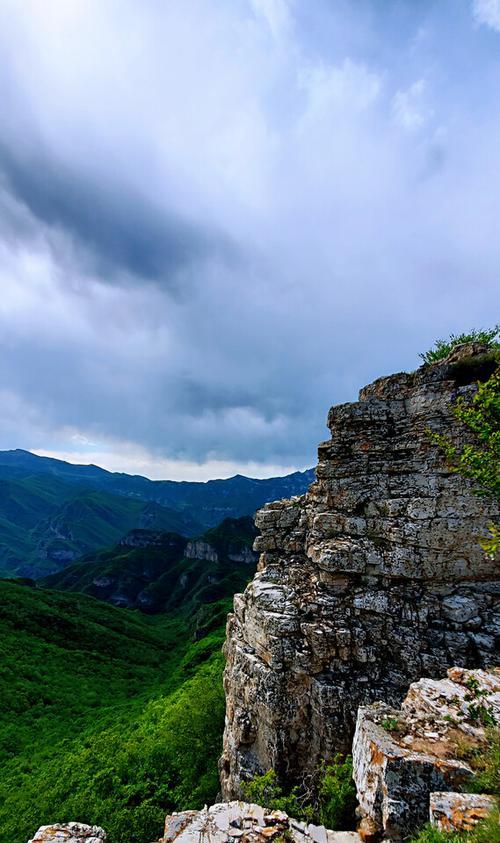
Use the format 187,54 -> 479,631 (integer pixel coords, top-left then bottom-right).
0,476 -> 203,578
0,580 -> 232,843
41,517 -> 258,631
0,449 -> 314,528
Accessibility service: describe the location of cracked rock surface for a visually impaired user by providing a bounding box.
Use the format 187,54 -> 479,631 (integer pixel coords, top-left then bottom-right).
429,792 -> 497,832
352,667 -> 499,840
159,802 -> 361,843
220,344 -> 499,798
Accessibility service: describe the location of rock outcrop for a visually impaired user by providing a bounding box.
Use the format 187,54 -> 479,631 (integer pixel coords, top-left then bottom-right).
28,824 -> 106,843
221,345 -> 499,798
185,540 -> 219,562
159,802 -> 361,843
352,667 -> 498,839
429,792 -> 497,833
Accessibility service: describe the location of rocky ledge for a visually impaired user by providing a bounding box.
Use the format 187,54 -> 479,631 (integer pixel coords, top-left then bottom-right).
352,667 -> 499,840
160,802 -> 361,843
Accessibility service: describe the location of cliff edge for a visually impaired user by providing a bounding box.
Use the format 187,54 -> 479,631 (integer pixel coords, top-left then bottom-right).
220,344 -> 499,798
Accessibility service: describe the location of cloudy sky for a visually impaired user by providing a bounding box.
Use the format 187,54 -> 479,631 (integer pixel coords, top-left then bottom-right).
0,0 -> 499,480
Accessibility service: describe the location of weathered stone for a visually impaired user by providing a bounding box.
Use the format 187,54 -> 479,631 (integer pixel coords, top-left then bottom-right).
159,803 -> 361,843
429,792 -> 497,832
221,345 -> 499,799
185,540 -> 219,562
352,668 -> 499,840
27,824 -> 106,843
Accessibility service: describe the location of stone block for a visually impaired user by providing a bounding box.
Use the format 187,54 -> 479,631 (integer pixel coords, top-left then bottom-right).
429,792 -> 496,832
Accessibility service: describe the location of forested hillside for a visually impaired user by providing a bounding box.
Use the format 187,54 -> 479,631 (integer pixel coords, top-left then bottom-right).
41,517 -> 257,623
0,580 -> 231,843
0,473 -> 203,578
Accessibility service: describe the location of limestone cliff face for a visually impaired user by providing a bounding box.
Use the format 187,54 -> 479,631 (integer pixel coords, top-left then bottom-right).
220,345 -> 499,798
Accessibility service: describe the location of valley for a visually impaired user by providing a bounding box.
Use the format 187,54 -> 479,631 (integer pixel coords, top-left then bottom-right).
0,450 -> 312,578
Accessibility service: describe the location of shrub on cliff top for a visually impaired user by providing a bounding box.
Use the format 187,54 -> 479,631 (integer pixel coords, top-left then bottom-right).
419,326 -> 499,365
242,756 -> 357,831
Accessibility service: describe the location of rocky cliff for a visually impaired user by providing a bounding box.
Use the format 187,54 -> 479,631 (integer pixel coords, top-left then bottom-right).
220,344 -> 499,798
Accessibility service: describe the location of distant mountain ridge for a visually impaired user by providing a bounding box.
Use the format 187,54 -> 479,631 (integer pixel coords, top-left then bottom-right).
0,450 -> 314,578
41,516 -> 258,629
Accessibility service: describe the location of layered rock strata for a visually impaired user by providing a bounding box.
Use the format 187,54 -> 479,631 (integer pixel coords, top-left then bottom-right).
352,667 -> 498,839
221,345 -> 499,798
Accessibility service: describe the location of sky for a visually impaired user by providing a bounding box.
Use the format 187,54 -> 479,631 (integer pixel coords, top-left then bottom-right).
0,0 -> 499,481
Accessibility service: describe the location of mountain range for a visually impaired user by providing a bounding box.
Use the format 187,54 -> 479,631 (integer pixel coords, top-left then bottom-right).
41,516 -> 258,629
0,449 -> 314,577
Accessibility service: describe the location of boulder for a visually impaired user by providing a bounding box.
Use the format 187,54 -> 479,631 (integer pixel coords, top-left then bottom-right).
28,824 -> 106,843
429,792 -> 497,832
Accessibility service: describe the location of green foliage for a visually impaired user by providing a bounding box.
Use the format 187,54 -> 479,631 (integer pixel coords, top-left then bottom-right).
430,365 -> 499,559
242,770 -> 310,821
448,367 -> 500,501
479,522 -> 500,561
466,728 -> 500,796
242,756 -> 357,831
409,811 -> 500,843
431,367 -> 500,503
419,326 -> 499,365
381,717 -> 399,732
0,580 -> 227,843
316,756 -> 358,830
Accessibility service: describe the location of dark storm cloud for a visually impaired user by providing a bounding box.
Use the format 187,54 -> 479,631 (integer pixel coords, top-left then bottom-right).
0,0 -> 499,478
0,141 -> 234,285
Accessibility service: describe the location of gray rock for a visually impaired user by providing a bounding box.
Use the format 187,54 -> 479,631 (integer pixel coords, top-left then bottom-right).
159,803 -> 360,843
352,668 -> 499,839
220,344 -> 499,799
28,824 -> 106,843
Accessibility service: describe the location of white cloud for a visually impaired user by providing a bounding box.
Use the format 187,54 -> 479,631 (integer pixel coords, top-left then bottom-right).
251,0 -> 291,41
392,80 -> 434,132
473,0 -> 500,31
32,445 -> 304,482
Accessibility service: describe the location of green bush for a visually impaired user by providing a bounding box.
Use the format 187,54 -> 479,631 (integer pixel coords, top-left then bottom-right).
430,363 -> 499,559
463,727 -> 500,796
419,326 -> 499,365
410,810 -> 500,843
242,769 -> 308,820
242,756 -> 357,831
316,756 -> 358,830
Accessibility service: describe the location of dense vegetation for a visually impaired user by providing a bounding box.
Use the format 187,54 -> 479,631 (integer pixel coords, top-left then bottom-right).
0,579 -> 230,843
242,757 -> 358,831
419,326 -> 499,365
